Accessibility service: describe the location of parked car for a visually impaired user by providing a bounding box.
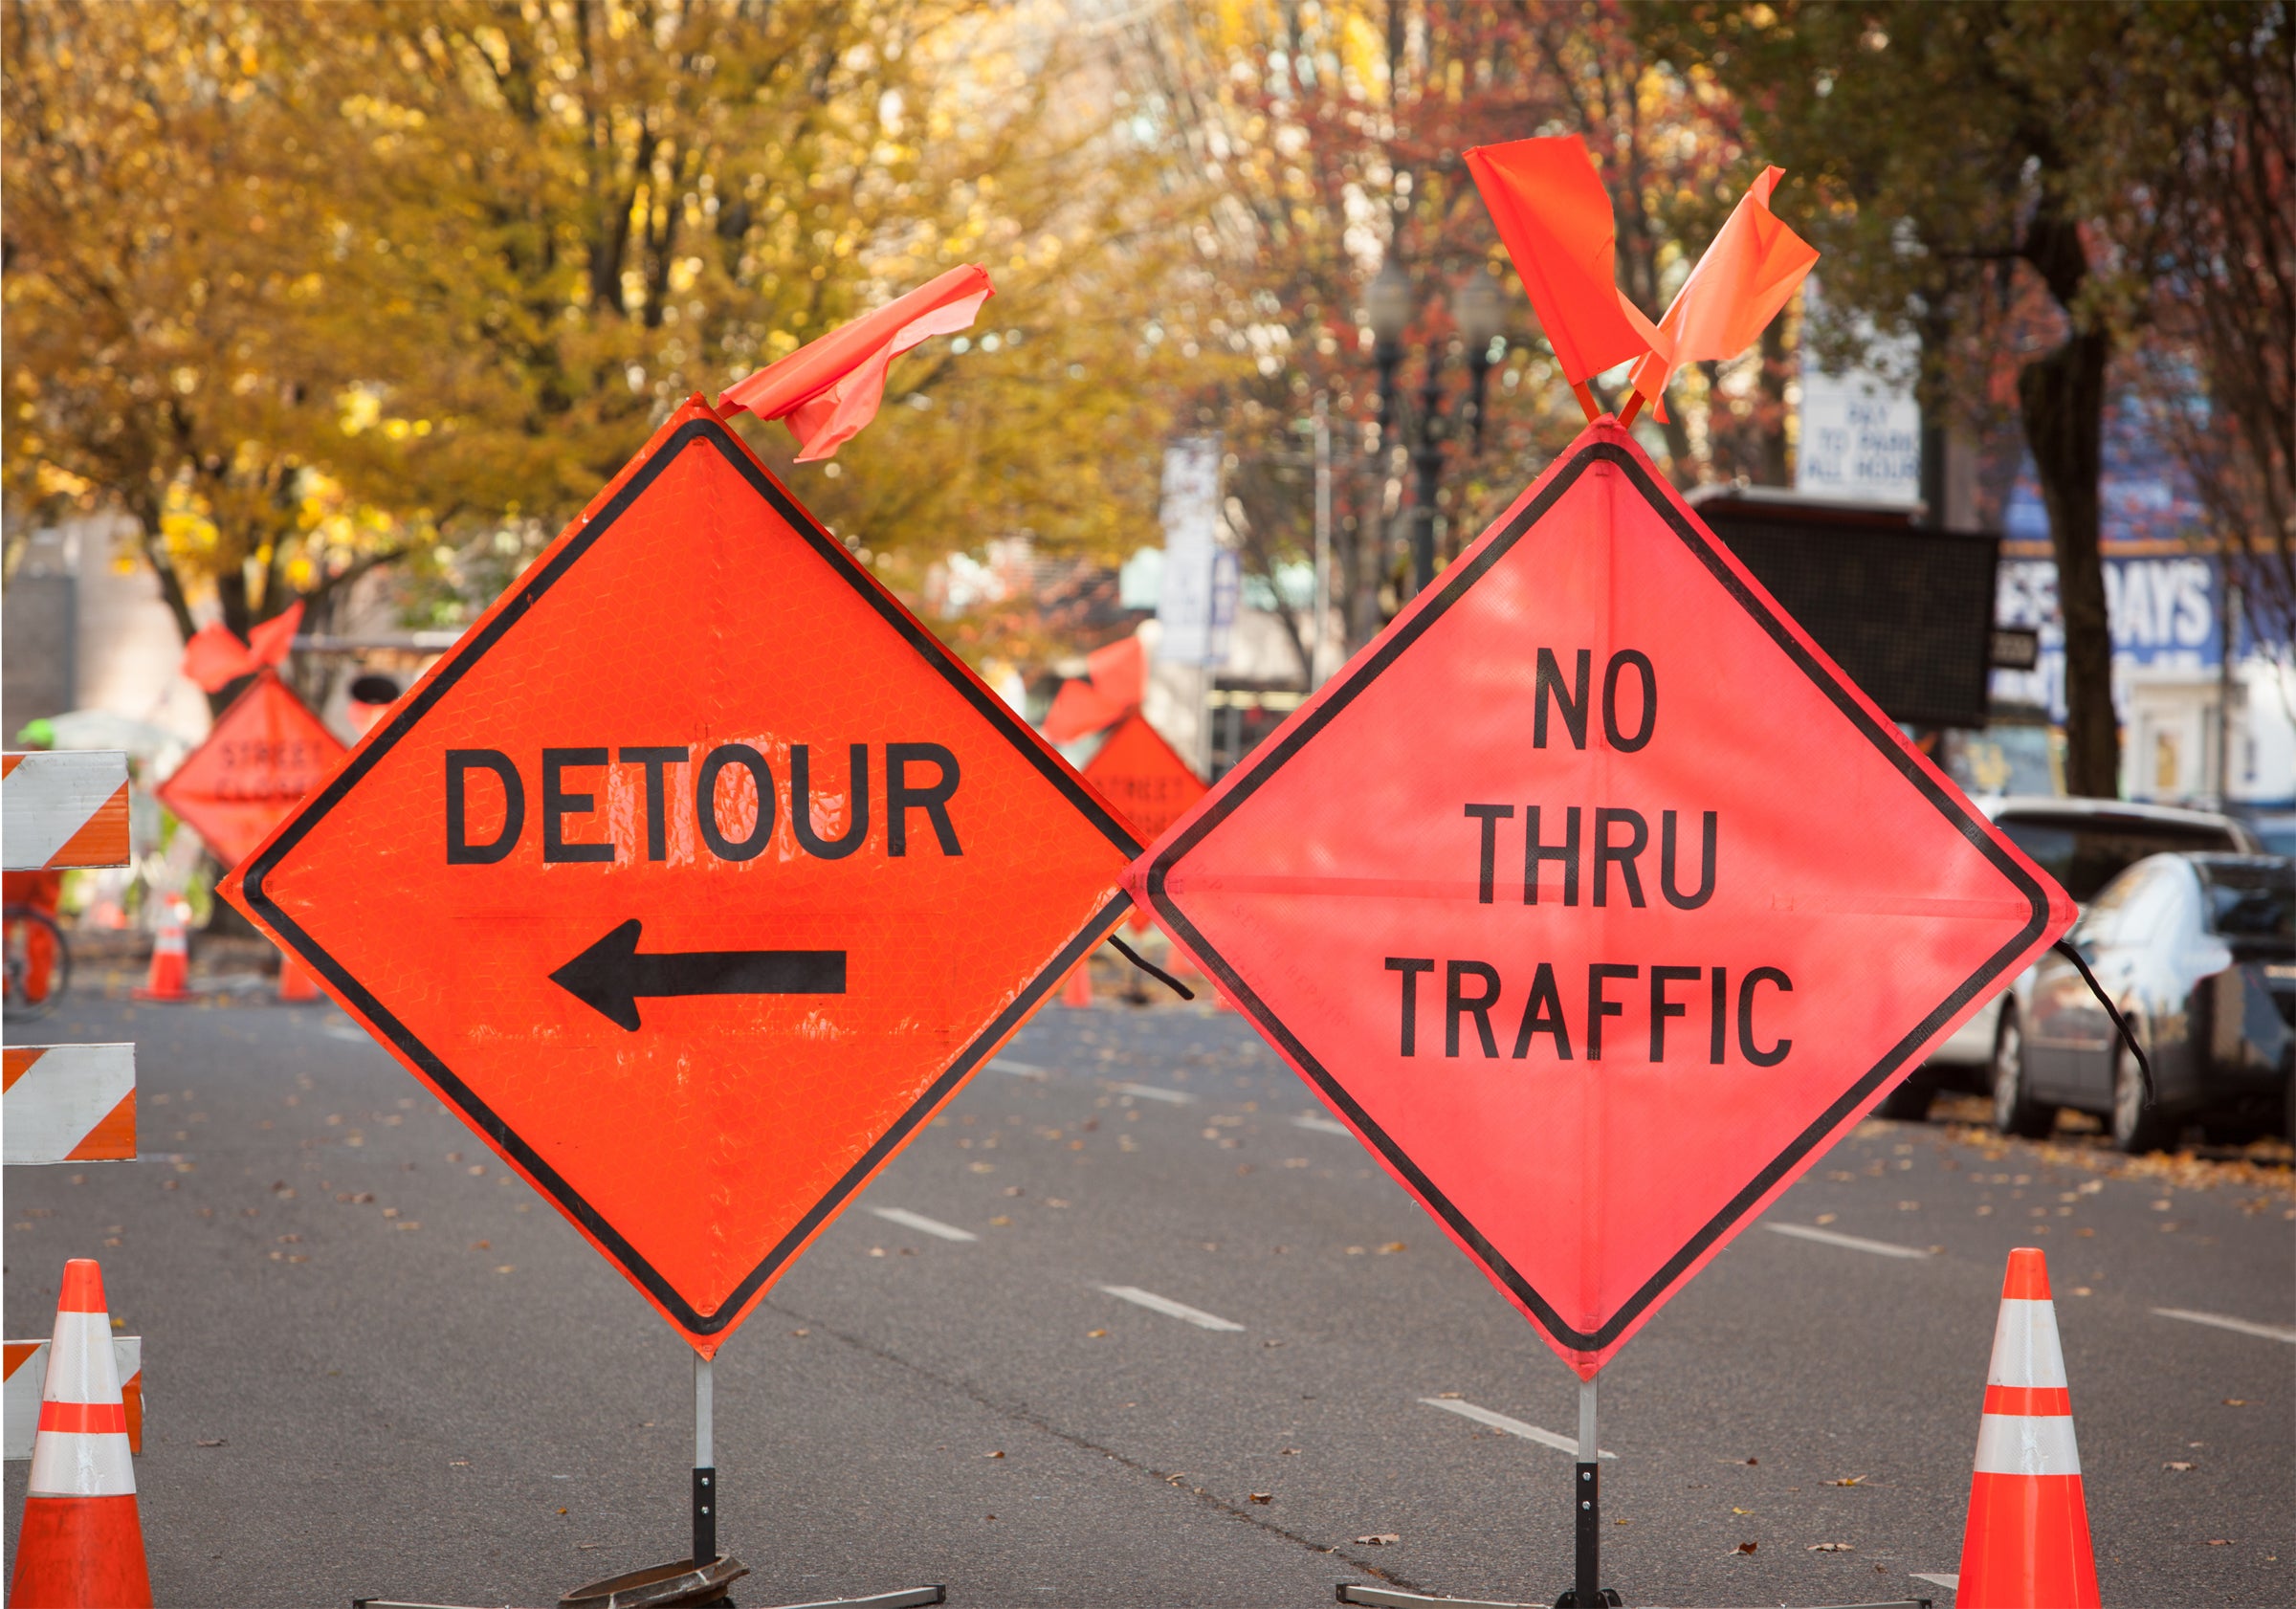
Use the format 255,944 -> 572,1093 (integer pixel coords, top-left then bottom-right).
1888,796 -> 2261,1120
2006,853 -> 2295,1149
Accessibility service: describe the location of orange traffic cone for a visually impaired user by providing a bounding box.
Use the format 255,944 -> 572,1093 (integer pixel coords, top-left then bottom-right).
277,955 -> 319,1002
1956,1247 -> 2100,1608
1061,952 -> 1094,1008
132,908 -> 190,1003
10,1260 -> 153,1608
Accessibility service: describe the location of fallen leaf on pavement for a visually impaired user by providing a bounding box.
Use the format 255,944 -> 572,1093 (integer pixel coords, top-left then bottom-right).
2223,1399 -> 2248,1406
1355,1533 -> 1401,1547
2209,1539 -> 2234,1546
1377,1241 -> 1405,1253
984,1450 -> 1004,1459
1825,1475 -> 1866,1487
2165,1461 -> 2196,1472
1087,1329 -> 1108,1338
1732,1541 -> 1757,1555
1248,1492 -> 1272,1504
1732,1508 -> 1755,1515
1808,1542 -> 1854,1553
196,1439 -> 226,1448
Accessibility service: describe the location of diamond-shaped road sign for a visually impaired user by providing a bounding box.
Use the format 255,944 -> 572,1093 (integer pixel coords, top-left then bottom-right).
159,670 -> 347,870
223,396 -> 1139,1353
1127,421 -> 2073,1375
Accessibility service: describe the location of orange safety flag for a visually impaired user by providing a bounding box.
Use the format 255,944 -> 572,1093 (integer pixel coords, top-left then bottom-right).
179,599 -> 304,694
1042,677 -> 1130,744
1627,167 -> 1817,413
1085,636 -> 1147,711
718,265 -> 994,461
1464,139 -> 1667,388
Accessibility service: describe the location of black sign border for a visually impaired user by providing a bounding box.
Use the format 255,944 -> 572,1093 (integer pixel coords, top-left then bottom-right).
1145,439 -> 2052,1354
242,414 -> 1141,1336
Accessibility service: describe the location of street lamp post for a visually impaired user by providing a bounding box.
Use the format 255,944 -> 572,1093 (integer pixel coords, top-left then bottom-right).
1366,256 -> 1509,597
1409,360 -> 1448,595
1368,255 -> 1412,452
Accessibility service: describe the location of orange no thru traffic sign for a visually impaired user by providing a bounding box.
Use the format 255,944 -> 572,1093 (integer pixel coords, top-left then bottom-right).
157,671 -> 346,871
222,396 -> 1139,1352
1127,420 -> 2073,1376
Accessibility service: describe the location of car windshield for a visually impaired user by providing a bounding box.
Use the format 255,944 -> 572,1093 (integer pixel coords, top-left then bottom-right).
1995,816 -> 2243,903
2200,863 -> 2296,943
2250,821 -> 2296,859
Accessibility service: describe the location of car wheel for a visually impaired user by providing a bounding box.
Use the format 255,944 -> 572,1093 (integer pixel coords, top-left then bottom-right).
1991,1006 -> 2051,1138
2109,1040 -> 2170,1155
1875,1071 -> 1933,1122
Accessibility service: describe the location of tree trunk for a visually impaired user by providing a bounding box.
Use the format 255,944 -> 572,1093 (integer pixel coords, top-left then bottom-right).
2017,328 -> 2118,797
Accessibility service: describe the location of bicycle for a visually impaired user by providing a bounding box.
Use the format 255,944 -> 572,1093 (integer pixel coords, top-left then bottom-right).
3,903 -> 72,1023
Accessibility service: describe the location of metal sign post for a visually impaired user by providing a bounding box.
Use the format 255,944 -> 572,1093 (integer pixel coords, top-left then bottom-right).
694,1352 -> 716,1569
1566,1373 -> 1618,1607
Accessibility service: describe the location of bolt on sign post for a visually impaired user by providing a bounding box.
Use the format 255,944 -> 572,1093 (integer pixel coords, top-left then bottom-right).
156,669 -> 348,870
224,303 -> 1137,1593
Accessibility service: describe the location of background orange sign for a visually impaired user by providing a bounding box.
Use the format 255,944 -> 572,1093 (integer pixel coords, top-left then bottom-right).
157,670 -> 346,870
223,398 -> 1139,1353
1081,712 -> 1207,845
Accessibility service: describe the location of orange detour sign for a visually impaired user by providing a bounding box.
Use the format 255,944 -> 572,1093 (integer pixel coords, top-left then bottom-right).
1126,418 -> 2073,1377
157,671 -> 346,871
221,396 -> 1139,1352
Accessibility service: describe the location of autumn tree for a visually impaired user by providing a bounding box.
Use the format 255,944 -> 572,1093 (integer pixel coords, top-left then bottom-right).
1111,0 -> 1792,679
3,0 -> 431,663
5,0 -> 1203,670
1638,1 -> 2282,797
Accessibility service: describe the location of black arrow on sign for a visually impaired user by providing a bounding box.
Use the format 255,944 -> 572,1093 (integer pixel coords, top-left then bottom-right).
549,918 -> 846,1031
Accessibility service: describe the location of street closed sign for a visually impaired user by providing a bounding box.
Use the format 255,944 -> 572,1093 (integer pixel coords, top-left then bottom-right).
1127,422 -> 2073,1374
222,397 -> 1139,1351
1082,712 -> 1207,846
158,671 -> 346,869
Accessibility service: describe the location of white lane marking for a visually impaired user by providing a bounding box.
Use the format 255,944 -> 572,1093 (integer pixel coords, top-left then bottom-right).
868,1207 -> 978,1243
1113,1082 -> 1194,1105
1418,1398 -> 1616,1458
1096,1285 -> 1243,1331
1293,1113 -> 1351,1136
322,1025 -> 370,1043
1763,1222 -> 1931,1260
1912,1574 -> 1959,1590
991,1058 -> 1047,1078
2152,1308 -> 2296,1344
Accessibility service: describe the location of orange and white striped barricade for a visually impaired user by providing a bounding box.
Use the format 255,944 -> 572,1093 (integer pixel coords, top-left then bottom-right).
5,1335 -> 143,1459
1,752 -> 130,871
1957,1246 -> 2102,1608
3,1045 -> 137,1166
9,1259 -> 153,1608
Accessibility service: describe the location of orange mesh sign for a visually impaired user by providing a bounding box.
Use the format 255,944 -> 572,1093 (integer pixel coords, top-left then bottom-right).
222,397 -> 1138,1352
1127,420 -> 2072,1375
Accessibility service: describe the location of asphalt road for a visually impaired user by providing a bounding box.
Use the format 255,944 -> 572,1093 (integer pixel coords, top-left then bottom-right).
6,986 -> 2291,1608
